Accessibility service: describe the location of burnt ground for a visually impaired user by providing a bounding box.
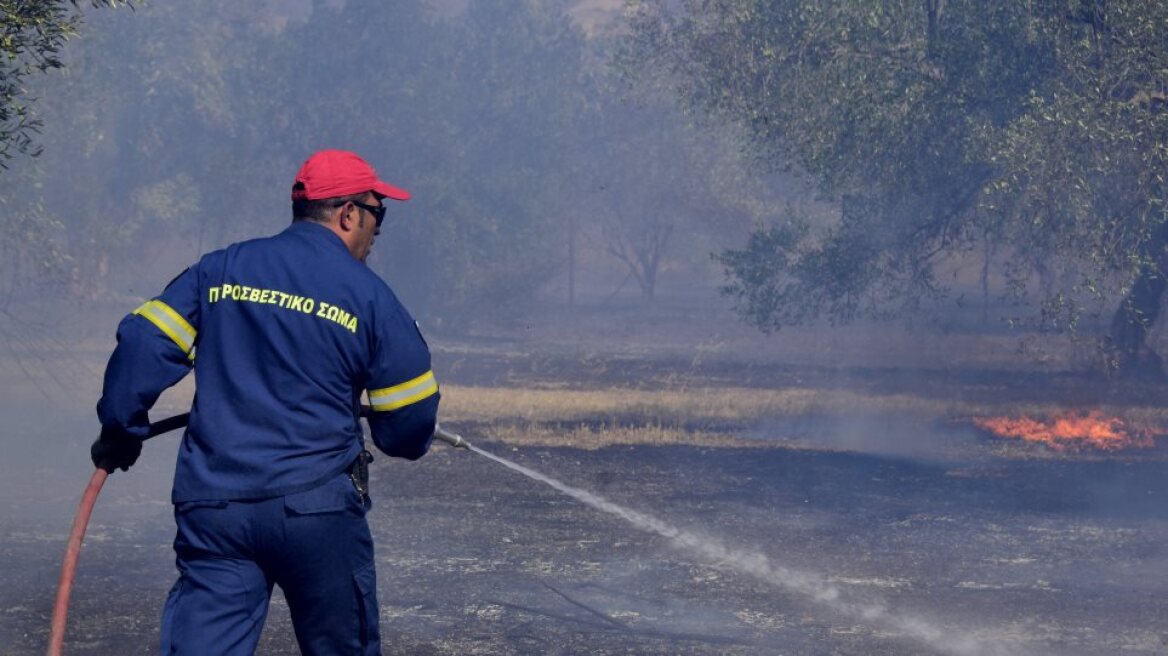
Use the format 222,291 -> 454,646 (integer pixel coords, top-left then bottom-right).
2,318 -> 1168,655
3,422 -> 1167,655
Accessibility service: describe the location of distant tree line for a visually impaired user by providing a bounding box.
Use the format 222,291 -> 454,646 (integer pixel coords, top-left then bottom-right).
0,0 -> 779,328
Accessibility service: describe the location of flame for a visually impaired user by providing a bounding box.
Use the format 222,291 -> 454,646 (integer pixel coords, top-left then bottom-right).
972,411 -> 1156,452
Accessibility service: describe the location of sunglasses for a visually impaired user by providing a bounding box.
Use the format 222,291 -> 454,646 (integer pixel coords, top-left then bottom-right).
339,199 -> 387,227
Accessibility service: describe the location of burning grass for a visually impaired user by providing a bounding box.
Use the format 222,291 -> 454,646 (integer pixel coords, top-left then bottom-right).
972,411 -> 1159,452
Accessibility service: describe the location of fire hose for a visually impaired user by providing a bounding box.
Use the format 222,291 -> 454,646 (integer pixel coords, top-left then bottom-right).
47,410 -> 468,656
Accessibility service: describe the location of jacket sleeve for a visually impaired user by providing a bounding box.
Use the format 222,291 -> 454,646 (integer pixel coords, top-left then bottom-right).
96,265 -> 201,440
364,298 -> 439,460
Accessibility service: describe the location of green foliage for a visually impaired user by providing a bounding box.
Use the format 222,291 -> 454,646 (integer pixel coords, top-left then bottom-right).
630,0 -> 1168,365
0,0 -> 127,164
716,214 -> 811,331
990,3 -> 1168,277
626,0 -> 1044,326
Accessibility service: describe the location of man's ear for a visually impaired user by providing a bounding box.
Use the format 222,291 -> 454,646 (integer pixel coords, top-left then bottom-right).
336,202 -> 355,232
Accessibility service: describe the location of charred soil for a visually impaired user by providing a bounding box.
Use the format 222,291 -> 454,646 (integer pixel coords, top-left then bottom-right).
3,315 -> 1168,655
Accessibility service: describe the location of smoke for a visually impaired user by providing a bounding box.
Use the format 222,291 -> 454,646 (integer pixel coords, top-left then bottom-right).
746,413 -> 979,464
468,444 -> 1022,656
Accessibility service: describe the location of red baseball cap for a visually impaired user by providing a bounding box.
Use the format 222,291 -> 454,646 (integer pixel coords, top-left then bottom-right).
291,149 -> 410,202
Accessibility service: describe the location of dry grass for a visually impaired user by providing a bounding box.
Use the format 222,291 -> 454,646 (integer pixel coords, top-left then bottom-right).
439,385 -> 951,424
439,384 -> 1168,448
480,423 -> 770,450
36,342 -> 1168,450
440,384 -> 1168,425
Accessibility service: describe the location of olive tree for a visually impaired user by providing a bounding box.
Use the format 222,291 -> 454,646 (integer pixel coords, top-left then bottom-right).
627,0 -> 1168,378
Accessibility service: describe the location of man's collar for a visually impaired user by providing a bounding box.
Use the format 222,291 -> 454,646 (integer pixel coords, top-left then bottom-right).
285,220 -> 351,257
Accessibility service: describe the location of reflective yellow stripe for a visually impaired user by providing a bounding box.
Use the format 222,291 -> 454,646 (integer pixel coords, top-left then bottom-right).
368,370 -> 438,412
133,299 -> 196,360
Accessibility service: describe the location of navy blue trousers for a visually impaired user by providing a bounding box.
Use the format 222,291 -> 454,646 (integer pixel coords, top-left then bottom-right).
159,472 -> 379,655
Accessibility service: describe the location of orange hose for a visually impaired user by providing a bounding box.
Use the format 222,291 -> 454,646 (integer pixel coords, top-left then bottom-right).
47,468 -> 108,656
46,406 -> 374,653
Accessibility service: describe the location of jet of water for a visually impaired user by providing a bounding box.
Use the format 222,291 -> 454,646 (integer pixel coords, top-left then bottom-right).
468,444 -> 1019,656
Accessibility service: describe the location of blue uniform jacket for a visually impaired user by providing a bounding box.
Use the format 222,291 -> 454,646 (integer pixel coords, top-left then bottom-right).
97,221 -> 440,502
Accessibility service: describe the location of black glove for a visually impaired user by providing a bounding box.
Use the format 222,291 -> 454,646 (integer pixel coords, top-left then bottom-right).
90,426 -> 143,473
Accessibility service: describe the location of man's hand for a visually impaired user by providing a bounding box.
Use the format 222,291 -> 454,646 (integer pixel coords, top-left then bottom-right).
90,427 -> 143,473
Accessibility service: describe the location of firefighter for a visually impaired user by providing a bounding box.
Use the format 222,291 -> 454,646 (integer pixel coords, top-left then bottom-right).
90,149 -> 440,654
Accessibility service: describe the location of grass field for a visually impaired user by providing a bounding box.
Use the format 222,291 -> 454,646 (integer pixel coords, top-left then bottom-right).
436,380 -> 1168,450
4,301 -> 1168,654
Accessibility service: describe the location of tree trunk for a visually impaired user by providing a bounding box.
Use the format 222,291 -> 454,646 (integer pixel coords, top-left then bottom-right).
641,262 -> 656,301
635,243 -> 660,302
980,229 -> 995,325
567,216 -> 576,307
1107,222 -> 1168,379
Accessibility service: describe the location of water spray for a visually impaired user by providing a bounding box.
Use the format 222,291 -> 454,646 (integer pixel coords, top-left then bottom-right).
464,444 -> 1017,656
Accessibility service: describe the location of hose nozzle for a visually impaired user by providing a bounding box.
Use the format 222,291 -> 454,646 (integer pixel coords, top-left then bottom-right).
434,424 -> 469,449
